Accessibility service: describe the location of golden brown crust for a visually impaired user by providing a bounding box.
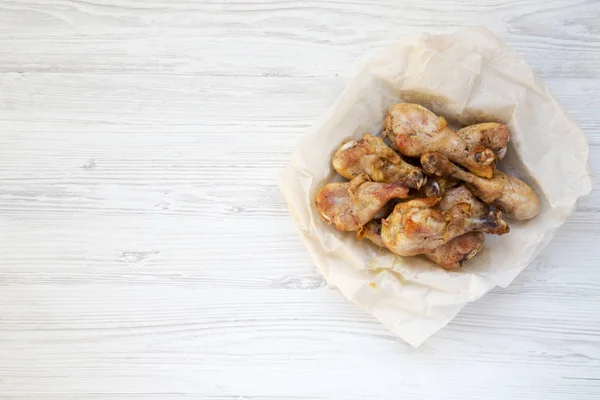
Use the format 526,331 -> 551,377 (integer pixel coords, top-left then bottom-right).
383,103 -> 497,178
457,123 -> 510,160
425,232 -> 485,269
332,133 -> 426,189
381,196 -> 507,256
421,152 -> 540,220
315,175 -> 410,232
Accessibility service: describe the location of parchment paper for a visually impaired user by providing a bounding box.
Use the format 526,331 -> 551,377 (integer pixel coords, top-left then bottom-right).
278,27 -> 593,347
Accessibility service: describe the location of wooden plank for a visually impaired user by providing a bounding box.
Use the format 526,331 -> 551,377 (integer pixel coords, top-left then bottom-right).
0,1 -> 598,79
1,0 -> 599,399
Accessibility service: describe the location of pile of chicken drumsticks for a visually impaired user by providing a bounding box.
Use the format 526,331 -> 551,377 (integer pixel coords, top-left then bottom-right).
315,103 -> 541,269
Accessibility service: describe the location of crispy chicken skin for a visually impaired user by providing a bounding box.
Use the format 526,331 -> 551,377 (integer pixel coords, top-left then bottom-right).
382,103 -> 497,178
457,123 -> 510,160
332,133 -> 426,189
357,217 -> 485,270
380,197 -> 508,256
421,152 -> 541,220
424,232 -> 485,270
315,174 -> 410,232
425,185 -> 489,269
438,185 -> 487,217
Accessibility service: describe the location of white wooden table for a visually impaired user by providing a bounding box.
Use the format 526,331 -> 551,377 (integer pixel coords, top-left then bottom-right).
1,1 -> 599,399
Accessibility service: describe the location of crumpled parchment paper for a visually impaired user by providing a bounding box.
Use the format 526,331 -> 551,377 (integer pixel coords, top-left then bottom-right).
278,27 -> 593,347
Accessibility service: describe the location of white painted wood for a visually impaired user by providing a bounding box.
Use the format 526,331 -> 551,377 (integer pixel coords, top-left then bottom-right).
1,0 -> 599,398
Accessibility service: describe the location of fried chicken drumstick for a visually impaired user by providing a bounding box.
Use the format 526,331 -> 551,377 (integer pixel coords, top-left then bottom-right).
421,152 -> 540,220
424,185 -> 491,269
424,232 -> 485,270
315,174 -> 410,231
358,217 -> 485,270
332,133 -> 426,189
380,197 -> 508,257
457,122 -> 510,160
382,103 -> 497,178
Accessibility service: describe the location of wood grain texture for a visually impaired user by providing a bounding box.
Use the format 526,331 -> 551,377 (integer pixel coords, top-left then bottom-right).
1,0 -> 599,399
